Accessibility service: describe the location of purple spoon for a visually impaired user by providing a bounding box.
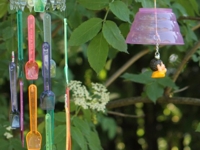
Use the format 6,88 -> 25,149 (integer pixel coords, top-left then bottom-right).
9,51 -> 20,129
40,42 -> 55,110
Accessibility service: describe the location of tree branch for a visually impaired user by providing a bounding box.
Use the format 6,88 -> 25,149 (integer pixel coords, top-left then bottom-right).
106,97 -> 200,109
107,111 -> 144,118
105,49 -> 150,87
179,16 -> 200,21
164,40 -> 200,96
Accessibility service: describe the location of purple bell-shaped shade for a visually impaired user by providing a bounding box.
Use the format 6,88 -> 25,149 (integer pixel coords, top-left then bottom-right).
126,8 -> 184,45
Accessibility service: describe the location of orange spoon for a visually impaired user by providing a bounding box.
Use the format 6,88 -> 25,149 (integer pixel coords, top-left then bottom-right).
26,84 -> 42,150
25,15 -> 39,80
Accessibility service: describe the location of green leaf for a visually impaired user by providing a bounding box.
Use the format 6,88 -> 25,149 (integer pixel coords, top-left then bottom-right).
108,48 -> 118,59
189,0 -> 199,15
86,131 -> 102,150
54,125 -> 66,144
145,82 -> 164,102
171,3 -> 187,18
2,27 -> 14,40
195,122 -> 200,132
102,20 -> 127,53
157,76 -> 177,88
72,117 -> 90,136
0,139 -> 9,149
136,0 -> 154,8
119,23 -> 130,38
109,1 -> 131,23
87,32 -> 109,74
78,0 -> 110,10
10,138 -> 26,150
69,18 -> 103,46
71,126 -> 88,150
54,112 -> 66,123
101,117 -> 117,139
0,0 -> 8,18
187,26 -> 198,41
121,71 -> 152,84
56,141 -> 66,150
82,108 -> 92,121
176,0 -> 195,16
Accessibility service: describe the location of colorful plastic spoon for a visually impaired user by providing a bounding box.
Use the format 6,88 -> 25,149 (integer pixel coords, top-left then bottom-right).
65,88 -> 71,150
27,0 -> 34,11
10,0 -> 15,10
20,80 -> 24,147
64,18 -> 71,150
64,18 -> 68,84
9,51 -> 20,129
43,13 -> 56,78
25,15 -> 39,80
18,0 -> 26,10
45,113 -> 52,150
26,84 -> 42,150
34,0 -> 45,12
40,42 -> 55,110
17,10 -> 24,78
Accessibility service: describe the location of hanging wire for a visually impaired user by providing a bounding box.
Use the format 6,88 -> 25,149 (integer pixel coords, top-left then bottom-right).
154,0 -> 160,59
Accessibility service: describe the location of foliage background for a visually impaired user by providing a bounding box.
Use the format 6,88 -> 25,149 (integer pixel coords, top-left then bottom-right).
1,0 -> 200,149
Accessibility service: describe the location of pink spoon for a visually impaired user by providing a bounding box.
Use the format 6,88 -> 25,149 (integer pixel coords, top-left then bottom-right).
25,15 -> 39,80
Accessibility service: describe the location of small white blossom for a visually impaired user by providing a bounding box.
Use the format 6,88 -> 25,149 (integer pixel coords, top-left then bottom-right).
4,132 -> 13,139
6,126 -> 12,131
68,80 -> 110,112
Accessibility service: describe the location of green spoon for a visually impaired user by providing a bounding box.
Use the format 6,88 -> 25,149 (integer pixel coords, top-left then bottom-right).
43,13 -> 56,78
45,113 -> 52,150
34,0 -> 45,12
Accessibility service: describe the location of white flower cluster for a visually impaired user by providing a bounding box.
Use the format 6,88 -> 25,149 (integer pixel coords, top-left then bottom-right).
68,80 -> 110,112
4,126 -> 13,139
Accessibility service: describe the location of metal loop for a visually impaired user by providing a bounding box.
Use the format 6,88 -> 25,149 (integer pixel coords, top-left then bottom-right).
155,51 -> 160,59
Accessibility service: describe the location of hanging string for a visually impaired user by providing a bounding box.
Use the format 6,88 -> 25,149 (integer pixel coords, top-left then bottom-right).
12,51 -> 15,63
154,0 -> 160,59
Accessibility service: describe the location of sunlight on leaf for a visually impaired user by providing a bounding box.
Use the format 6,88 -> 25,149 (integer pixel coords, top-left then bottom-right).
88,32 -> 109,74
102,20 -> 127,53
69,18 -> 103,46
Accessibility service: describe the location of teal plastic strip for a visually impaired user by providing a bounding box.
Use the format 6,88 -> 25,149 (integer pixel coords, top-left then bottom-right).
34,0 -> 45,12
47,110 -> 54,146
64,18 -> 68,84
45,113 -> 52,150
17,10 -> 24,78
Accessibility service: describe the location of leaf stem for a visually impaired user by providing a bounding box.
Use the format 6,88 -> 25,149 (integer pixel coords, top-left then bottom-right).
103,8 -> 110,22
71,106 -> 81,119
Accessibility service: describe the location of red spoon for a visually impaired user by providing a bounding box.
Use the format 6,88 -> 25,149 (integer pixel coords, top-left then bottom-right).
25,15 -> 39,80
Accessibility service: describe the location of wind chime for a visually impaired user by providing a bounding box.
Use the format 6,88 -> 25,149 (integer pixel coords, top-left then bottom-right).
126,0 -> 184,78
8,1 -> 71,150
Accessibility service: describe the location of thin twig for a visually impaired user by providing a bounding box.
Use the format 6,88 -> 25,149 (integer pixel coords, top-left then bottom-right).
173,86 -> 189,94
52,23 -> 63,38
165,40 -> 200,96
105,49 -> 150,87
192,23 -> 200,30
106,97 -> 200,109
179,16 -> 200,21
107,111 -> 144,118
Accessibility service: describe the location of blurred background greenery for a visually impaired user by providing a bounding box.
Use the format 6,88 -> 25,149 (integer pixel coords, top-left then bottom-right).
1,0 -> 200,150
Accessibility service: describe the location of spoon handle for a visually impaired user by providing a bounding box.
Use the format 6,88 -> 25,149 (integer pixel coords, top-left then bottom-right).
34,0 -> 45,12
45,113 -> 52,150
9,52 -> 18,112
17,10 -> 23,61
27,15 -> 35,61
42,42 -> 51,91
43,13 -> 52,58
20,80 -> 24,147
28,84 -> 38,132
